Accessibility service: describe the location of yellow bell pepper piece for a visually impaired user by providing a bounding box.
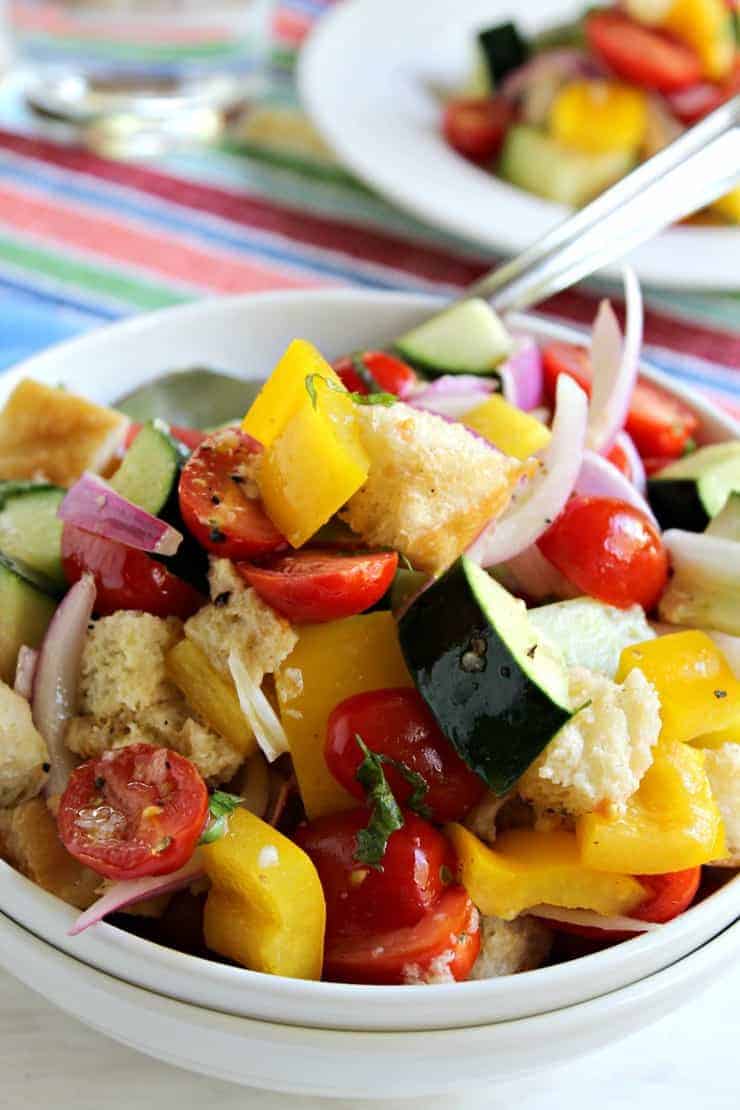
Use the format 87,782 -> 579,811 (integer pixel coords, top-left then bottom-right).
201,808 -> 326,980
577,739 -> 726,874
242,338 -> 344,449
166,639 -> 255,756
462,394 -> 551,460
617,631 -> 740,744
275,611 -> 413,819
663,0 -> 735,80
692,720 -> 740,750
446,824 -> 646,920
550,80 -> 648,154
712,187 -> 740,225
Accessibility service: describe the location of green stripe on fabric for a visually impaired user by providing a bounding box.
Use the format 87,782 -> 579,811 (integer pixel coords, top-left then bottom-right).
647,290 -> 740,334
20,33 -> 245,62
0,234 -> 189,311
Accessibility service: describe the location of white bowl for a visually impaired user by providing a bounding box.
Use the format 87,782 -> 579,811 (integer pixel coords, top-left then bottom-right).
0,290 -> 737,1035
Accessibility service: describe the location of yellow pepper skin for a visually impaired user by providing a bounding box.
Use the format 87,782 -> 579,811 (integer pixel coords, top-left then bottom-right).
166,639 -> 255,756
712,187 -> 740,225
462,394 -> 551,460
242,338 -> 344,449
692,721 -> 740,750
275,611 -> 413,819
663,0 -> 735,80
577,739 -> 726,874
202,808 -> 326,980
550,80 -> 648,154
616,630 -> 740,744
446,824 -> 646,920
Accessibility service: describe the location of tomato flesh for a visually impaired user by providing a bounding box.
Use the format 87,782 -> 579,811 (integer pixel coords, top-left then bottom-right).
333,351 -> 417,399
606,441 -> 631,479
586,11 -> 702,93
538,496 -> 669,611
295,808 -> 454,941
62,523 -> 204,619
238,549 -> 398,623
324,886 -> 480,984
542,342 -> 699,460
58,743 -> 208,881
326,688 -> 485,823
442,97 -> 514,163
178,427 -> 286,560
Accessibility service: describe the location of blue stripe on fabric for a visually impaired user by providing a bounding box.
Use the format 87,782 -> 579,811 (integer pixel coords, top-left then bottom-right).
0,289 -> 106,371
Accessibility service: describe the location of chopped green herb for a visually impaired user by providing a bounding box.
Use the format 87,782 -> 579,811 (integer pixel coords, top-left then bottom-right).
199,791 -> 243,845
350,354 -> 381,394
353,735 -> 404,868
681,438 -> 697,457
383,755 -> 431,819
304,373 -> 396,412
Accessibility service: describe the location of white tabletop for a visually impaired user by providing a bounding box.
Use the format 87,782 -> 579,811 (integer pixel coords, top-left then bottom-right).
1,961 -> 737,1109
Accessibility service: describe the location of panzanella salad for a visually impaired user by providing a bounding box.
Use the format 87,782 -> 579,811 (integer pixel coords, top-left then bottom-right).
0,279 -> 738,986
442,0 -> 739,222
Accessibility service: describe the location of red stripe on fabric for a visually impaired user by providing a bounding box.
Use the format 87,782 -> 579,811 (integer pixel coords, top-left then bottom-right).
0,127 -> 737,367
272,9 -> 312,45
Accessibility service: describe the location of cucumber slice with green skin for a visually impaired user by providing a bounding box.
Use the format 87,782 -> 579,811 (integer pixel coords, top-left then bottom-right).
398,556 -> 573,795
706,492 -> 740,542
109,420 -> 186,517
647,442 -> 740,532
0,487 -> 66,589
394,299 -> 512,376
498,126 -> 636,208
0,553 -> 57,684
463,45 -> 494,97
0,480 -> 58,510
390,568 -> 428,615
477,22 -> 530,87
659,531 -> 740,636
529,598 -> 655,680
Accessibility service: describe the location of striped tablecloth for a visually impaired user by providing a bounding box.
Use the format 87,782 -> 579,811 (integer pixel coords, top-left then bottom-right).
0,0 -> 738,415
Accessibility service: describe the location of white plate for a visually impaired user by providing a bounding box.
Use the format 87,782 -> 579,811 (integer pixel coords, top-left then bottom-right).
0,288 -> 738,1034
298,0 -> 740,290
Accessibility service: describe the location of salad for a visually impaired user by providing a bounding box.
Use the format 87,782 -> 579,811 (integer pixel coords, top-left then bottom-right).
441,0 -> 740,222
0,280 -> 738,987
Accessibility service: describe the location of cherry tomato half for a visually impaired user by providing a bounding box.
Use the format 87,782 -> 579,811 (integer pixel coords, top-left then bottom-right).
58,743 -> 209,881
324,886 -> 480,985
667,58 -> 740,124
333,351 -> 417,399
62,524 -> 204,619
294,808 -> 454,941
586,11 -> 702,93
542,342 -> 699,460
442,96 -> 514,163
178,427 -> 286,561
326,688 -> 485,823
237,549 -> 398,624
538,496 -> 669,611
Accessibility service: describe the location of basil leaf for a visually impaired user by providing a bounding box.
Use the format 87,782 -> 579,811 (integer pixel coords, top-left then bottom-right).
385,757 -> 431,819
353,735 -> 404,869
304,373 -> 396,411
198,791 -> 243,845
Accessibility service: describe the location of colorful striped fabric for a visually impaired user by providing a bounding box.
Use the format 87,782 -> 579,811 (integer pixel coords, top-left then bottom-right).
0,0 -> 737,418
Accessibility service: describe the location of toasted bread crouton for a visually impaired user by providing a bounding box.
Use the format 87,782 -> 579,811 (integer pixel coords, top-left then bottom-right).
341,404 -> 525,574
0,680 -> 49,808
469,915 -> 553,980
0,379 -> 128,485
704,743 -> 740,865
185,587 -> 297,681
208,557 -> 248,603
0,797 -> 100,909
79,612 -> 183,718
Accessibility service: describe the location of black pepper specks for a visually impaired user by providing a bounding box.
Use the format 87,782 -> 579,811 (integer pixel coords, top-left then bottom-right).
499,664 -> 512,679
209,527 -> 227,543
211,494 -> 221,505
714,689 -> 728,699
214,591 -> 231,608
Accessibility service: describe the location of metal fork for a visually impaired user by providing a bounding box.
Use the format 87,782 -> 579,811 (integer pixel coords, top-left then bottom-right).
463,93 -> 740,314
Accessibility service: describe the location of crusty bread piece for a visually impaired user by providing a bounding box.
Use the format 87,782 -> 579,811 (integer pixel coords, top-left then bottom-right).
0,797 -> 100,910
0,680 -> 49,808
0,379 -> 129,485
185,586 -> 297,681
341,404 -> 526,574
79,612 -> 184,719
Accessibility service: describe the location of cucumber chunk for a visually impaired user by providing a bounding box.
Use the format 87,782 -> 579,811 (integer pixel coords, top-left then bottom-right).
110,420 -> 185,517
648,441 -> 740,532
477,22 -> 530,87
0,487 -> 65,589
399,556 -> 573,794
499,126 -> 636,208
394,299 -> 512,376
659,531 -> 740,636
0,554 -> 56,683
706,492 -> 740,542
530,597 -> 655,679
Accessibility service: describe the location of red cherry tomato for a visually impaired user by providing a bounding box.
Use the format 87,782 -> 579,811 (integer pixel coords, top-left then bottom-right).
178,427 -> 286,561
294,808 -> 454,941
642,455 -> 680,477
324,886 -> 480,984
606,441 -> 632,479
333,351 -> 417,399
62,523 -> 204,619
538,496 -> 669,611
124,422 -> 205,453
237,549 -> 398,624
586,11 -> 702,92
58,743 -> 208,881
542,342 -> 699,460
667,59 -> 740,124
326,688 -> 485,823
442,96 -> 514,163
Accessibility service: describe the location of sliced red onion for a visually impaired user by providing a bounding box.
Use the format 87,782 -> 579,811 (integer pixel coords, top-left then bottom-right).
587,267 -> 643,455
408,375 -> 494,420
58,472 -> 182,556
503,545 -> 581,603
528,904 -> 659,934
265,774 -> 297,828
500,49 -> 603,103
14,646 -> 38,701
501,336 -> 543,412
33,573 -> 96,799
577,450 -> 657,525
69,852 -> 205,936
228,650 -> 289,763
614,431 -> 647,494
466,375 -> 589,567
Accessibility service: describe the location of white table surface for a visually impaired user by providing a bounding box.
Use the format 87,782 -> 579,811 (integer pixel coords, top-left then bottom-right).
1,960 -> 737,1110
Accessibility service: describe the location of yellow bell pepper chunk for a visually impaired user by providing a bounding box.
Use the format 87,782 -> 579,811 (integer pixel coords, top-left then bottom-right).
201,808 -> 326,980
166,639 -> 255,756
275,611 -> 413,819
712,187 -> 740,225
446,824 -> 646,921
663,0 -> 735,80
462,394 -> 551,460
617,631 -> 740,744
692,720 -> 740,750
550,80 -> 648,155
242,338 -> 344,449
577,739 -> 726,874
